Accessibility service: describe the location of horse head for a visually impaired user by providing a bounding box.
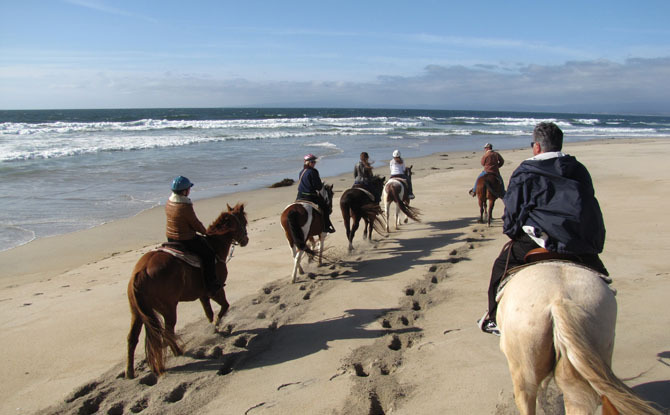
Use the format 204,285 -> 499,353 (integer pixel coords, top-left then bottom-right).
405,165 -> 413,177
207,203 -> 249,246
371,175 -> 386,200
318,184 -> 334,213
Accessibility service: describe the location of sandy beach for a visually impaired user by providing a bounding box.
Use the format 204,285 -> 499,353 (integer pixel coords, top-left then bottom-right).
1,138 -> 668,414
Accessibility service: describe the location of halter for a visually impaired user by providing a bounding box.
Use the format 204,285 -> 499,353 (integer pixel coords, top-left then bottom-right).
209,211 -> 247,264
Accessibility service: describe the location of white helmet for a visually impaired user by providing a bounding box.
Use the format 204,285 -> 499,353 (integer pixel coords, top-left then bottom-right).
392,150 -> 401,158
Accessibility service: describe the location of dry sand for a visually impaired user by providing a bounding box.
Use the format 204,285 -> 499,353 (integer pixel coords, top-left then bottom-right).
1,139 -> 668,415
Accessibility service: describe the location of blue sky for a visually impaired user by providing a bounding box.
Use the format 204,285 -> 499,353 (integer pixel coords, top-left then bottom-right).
1,1 -> 669,113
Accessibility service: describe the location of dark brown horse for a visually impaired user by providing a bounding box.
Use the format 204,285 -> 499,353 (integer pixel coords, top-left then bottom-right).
126,203 -> 249,379
382,166 -> 420,232
476,173 -> 504,226
280,184 -> 333,283
340,175 -> 386,252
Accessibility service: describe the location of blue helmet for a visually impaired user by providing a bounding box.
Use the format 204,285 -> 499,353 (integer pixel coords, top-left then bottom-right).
171,176 -> 194,192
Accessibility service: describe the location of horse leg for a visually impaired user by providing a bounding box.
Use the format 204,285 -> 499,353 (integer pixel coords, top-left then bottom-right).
342,207 -> 352,251
126,313 -> 142,379
199,297 -> 214,323
488,198 -> 495,227
403,199 -> 409,223
291,249 -> 305,283
395,203 -> 401,229
211,289 -> 230,326
385,201 -> 391,232
318,233 -> 326,266
554,355 -> 600,415
163,307 -> 183,356
349,215 -> 361,251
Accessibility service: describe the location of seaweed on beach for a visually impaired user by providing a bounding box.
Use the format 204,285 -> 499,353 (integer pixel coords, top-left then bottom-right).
269,178 -> 294,188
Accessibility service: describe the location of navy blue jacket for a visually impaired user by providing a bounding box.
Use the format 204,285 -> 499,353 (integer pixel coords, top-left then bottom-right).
502,155 -> 605,254
297,167 -> 323,201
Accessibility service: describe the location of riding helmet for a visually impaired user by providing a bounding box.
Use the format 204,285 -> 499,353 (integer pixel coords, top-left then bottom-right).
171,175 -> 194,192
304,154 -> 317,162
392,150 -> 401,158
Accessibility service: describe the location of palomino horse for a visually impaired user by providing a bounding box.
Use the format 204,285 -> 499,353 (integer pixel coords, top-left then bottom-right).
280,184 -> 334,283
126,203 -> 249,379
476,173 -> 504,227
382,166 -> 420,232
340,175 -> 386,252
497,261 -> 661,415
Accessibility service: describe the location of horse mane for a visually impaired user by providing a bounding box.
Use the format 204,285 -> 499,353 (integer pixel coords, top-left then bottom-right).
207,203 -> 246,235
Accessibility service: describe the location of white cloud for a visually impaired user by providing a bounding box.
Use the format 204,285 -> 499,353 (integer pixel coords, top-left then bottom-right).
1,57 -> 669,114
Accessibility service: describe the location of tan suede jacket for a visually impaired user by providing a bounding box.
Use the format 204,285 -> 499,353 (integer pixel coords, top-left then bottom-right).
165,193 -> 207,240
481,150 -> 504,174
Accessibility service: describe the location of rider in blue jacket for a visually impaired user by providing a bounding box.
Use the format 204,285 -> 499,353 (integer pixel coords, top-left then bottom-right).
479,122 -> 608,335
297,154 -> 336,233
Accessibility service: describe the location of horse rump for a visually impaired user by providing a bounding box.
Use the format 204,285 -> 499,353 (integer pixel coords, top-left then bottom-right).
287,209 -> 317,256
127,267 -> 180,376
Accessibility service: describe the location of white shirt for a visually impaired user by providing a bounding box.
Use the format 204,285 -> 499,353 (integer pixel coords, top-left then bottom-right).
390,159 -> 405,175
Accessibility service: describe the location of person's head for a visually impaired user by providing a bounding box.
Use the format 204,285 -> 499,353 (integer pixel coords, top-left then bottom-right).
171,175 -> 193,196
360,152 -> 369,162
392,149 -> 401,159
484,143 -> 493,151
304,153 -> 317,167
532,122 -> 563,154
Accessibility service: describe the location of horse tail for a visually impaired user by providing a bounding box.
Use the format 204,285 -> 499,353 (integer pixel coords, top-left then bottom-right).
128,267 -> 178,376
362,203 -> 387,235
390,184 -> 421,222
551,299 -> 662,415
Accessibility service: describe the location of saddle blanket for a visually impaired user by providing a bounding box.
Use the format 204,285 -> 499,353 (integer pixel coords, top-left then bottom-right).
155,244 -> 202,268
386,177 -> 407,187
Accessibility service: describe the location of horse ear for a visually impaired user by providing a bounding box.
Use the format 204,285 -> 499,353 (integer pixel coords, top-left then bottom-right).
227,203 -> 232,211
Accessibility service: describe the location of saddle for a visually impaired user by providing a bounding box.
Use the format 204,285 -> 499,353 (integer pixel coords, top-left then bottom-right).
293,200 -> 322,215
351,185 -> 375,202
387,177 -> 407,187
156,242 -> 202,268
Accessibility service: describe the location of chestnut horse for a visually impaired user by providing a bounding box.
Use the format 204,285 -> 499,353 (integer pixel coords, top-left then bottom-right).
382,166 -> 420,232
497,262 -> 661,415
340,175 -> 386,252
476,173 -> 504,227
280,184 -> 334,283
126,203 -> 249,379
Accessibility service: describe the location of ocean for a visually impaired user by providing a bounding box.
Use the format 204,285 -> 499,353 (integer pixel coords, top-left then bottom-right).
1,107 -> 669,252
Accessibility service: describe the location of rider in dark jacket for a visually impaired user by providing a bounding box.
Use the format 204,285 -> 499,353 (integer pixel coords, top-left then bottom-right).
479,122 -> 608,335
297,154 -> 336,233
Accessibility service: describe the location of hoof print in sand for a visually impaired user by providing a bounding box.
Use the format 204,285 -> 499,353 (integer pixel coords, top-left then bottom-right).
388,335 -> 402,351
107,402 -> 124,415
381,319 -> 391,328
130,397 -> 149,413
165,383 -> 189,403
404,288 -> 414,296
307,272 -> 317,279
233,335 -> 249,348
66,381 -> 100,403
353,363 -> 369,377
302,292 -> 311,300
138,373 -> 158,386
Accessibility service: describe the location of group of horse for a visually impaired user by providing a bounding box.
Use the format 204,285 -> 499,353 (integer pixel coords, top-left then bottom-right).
124,168 -> 661,415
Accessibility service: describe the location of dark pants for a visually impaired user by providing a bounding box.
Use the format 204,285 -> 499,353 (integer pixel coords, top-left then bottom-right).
487,234 -> 608,323
168,236 -> 219,293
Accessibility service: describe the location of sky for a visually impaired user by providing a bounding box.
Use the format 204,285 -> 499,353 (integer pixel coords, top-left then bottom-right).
1,0 -> 670,114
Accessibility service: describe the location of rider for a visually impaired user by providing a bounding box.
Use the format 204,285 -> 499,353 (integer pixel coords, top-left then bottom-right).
165,176 -> 219,296
297,154 -> 336,233
478,122 -> 609,335
469,143 -> 505,197
389,150 -> 414,199
354,151 -> 377,201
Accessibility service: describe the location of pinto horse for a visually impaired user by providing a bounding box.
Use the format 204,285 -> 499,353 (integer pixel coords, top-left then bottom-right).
476,173 -> 504,226
339,175 -> 386,252
382,166 -> 420,232
126,203 -> 249,379
280,184 -> 334,283
497,262 -> 661,415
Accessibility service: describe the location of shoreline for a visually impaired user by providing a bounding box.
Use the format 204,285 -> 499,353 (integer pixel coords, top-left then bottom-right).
1,137 -> 669,414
